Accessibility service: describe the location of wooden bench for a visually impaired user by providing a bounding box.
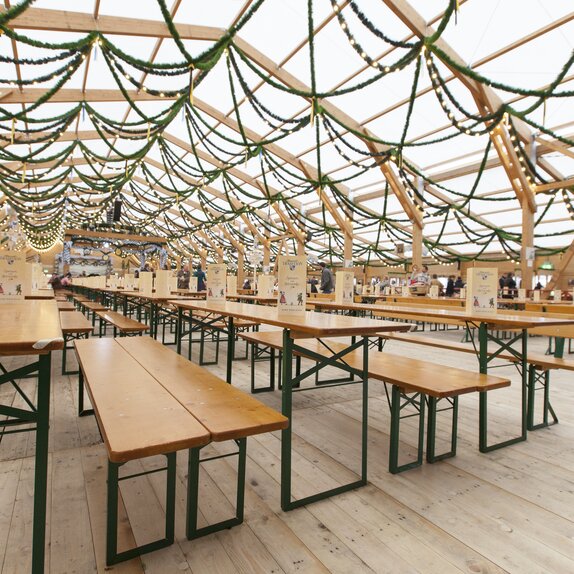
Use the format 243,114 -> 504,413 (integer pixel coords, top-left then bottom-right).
199,317 -> 260,365
74,337 -> 288,565
95,310 -> 149,337
239,330 -> 510,473
59,311 -> 93,375
378,331 -> 574,430
57,301 -> 76,312
79,300 -> 109,326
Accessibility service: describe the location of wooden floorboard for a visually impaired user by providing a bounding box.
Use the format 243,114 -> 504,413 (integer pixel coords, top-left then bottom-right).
0,328 -> 573,573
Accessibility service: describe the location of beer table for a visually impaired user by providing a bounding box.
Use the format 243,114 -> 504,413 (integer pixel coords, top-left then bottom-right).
0,301 -> 64,574
311,300 -> 574,451
168,299 -> 411,511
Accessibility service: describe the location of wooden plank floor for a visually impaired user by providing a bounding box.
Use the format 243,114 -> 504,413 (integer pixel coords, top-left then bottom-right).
1,327 -> 573,573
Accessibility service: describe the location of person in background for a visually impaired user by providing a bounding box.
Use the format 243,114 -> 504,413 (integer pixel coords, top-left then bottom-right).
177,264 -> 190,289
534,281 -> 543,290
48,273 -> 62,290
60,272 -> 72,287
454,276 -> 464,290
445,275 -> 455,297
242,278 -> 251,290
194,263 -> 207,291
309,277 -> 319,293
410,264 -> 430,286
319,262 -> 334,294
501,272 -> 516,299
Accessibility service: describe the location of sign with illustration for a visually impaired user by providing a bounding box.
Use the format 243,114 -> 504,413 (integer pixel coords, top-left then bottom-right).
277,255 -> 306,315
227,275 -> 237,296
554,289 -> 562,302
533,289 -> 540,302
207,264 -> 227,301
257,274 -> 275,297
139,271 -> 153,295
429,285 -> 439,298
189,276 -> 198,292
124,273 -> 134,291
335,271 -> 354,304
0,251 -> 26,303
154,270 -> 170,297
466,268 -> 497,315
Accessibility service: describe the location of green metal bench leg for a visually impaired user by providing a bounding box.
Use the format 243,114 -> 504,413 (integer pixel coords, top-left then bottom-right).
199,328 -> 219,366
389,385 -> 425,474
186,438 -> 247,540
250,344 -> 276,394
78,370 -> 94,417
426,396 -> 458,463
106,452 -> 176,566
527,366 -> 558,430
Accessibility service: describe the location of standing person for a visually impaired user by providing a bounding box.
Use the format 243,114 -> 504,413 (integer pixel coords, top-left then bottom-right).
429,273 -> 443,295
319,262 -> 334,294
309,277 -> 319,293
177,264 -> 190,289
194,263 -> 207,291
445,275 -> 455,297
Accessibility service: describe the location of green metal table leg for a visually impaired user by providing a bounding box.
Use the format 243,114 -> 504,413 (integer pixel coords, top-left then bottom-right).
554,336 -> 565,359
226,316 -> 234,384
32,353 -> 51,574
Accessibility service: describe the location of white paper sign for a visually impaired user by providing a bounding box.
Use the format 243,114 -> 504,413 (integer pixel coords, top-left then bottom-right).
459,288 -> 466,299
429,285 -> 439,298
207,264 -> 227,301
257,274 -> 275,297
154,270 -> 170,297
554,290 -> 562,302
518,288 -> 526,300
139,272 -> 153,295
0,251 -> 25,303
124,273 -> 134,290
466,268 -> 497,315
533,289 -> 541,302
277,255 -> 306,315
169,276 -> 178,293
335,271 -> 354,304
189,276 -> 198,292
227,275 -> 237,296
401,285 -> 410,297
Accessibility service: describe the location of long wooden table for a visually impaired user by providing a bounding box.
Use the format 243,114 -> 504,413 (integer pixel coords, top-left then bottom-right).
168,299 -> 412,511
0,301 -> 64,574
311,300 -> 574,451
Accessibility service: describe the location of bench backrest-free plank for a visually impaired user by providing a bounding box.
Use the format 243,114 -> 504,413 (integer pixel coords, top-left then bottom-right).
96,310 -> 148,333
82,301 -> 108,312
74,338 -> 210,463
59,311 -> 93,335
57,301 -> 76,312
378,332 -> 574,372
116,337 -> 289,441
239,330 -> 510,399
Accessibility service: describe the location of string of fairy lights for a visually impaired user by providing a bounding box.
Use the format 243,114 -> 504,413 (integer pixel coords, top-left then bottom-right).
0,0 -> 572,266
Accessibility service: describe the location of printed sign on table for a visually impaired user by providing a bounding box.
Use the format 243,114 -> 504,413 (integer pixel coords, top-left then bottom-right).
554,290 -> 562,302
277,255 -> 306,315
533,289 -> 541,302
429,285 -> 439,298
154,270 -> 170,297
207,264 -> 227,301
0,251 -> 25,303
257,274 -> 275,297
518,288 -> 526,300
139,272 -> 153,295
466,268 -> 497,315
227,275 -> 237,296
335,271 -> 354,304
189,276 -> 198,292
124,274 -> 134,291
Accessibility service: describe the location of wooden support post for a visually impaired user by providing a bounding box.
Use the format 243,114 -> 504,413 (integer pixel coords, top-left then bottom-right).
237,250 -> 245,286
521,197 -> 535,290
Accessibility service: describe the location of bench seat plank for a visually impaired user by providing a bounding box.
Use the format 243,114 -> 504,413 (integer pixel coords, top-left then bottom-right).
378,332 -> 574,372
240,331 -> 510,399
59,311 -> 93,335
116,337 -> 289,442
74,338 -> 210,462
96,311 -> 148,333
